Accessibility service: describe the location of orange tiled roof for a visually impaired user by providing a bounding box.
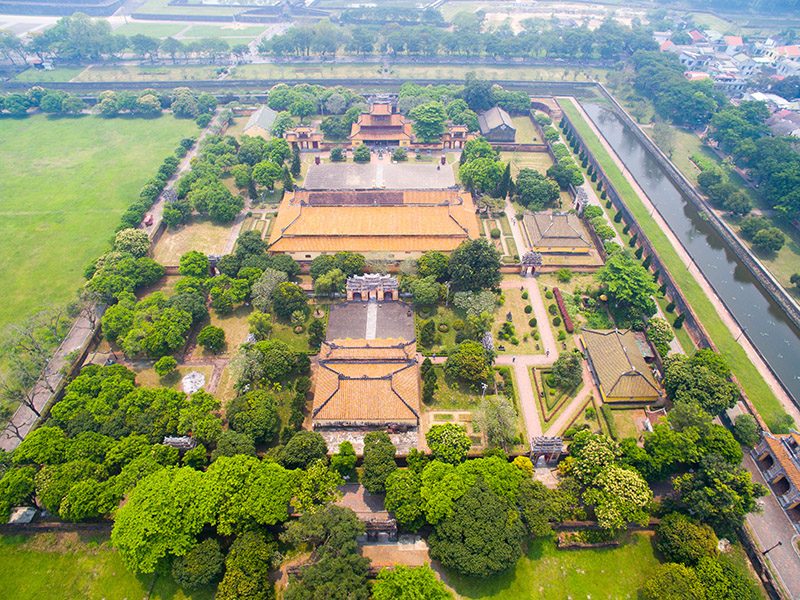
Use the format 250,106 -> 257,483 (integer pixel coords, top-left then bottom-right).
267,191 -> 479,253
765,435 -> 800,490
313,339 -> 420,423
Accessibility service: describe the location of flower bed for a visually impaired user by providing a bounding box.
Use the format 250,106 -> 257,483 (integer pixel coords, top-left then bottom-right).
553,287 -> 574,333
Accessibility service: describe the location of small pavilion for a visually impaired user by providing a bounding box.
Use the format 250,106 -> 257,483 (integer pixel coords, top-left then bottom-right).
346,274 -> 399,302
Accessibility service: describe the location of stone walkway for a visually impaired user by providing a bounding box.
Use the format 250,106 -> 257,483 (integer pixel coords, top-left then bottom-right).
543,360 -> 598,437
0,306 -> 104,451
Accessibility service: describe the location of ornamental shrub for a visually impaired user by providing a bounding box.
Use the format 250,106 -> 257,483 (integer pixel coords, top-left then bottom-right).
545,290 -> 554,300
524,305 -> 533,314
548,304 -> 558,316
528,318 -> 537,327
522,291 -> 529,300
490,228 -> 501,239
673,313 -> 685,329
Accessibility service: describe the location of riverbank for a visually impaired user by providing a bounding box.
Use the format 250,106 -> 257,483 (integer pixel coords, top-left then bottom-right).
559,97 -> 796,432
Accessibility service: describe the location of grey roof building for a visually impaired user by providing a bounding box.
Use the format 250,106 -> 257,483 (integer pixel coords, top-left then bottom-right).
522,212 -> 592,253
478,106 -> 516,142
243,105 -> 278,137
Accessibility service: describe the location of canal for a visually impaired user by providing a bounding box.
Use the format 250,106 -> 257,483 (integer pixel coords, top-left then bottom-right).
581,101 -> 800,406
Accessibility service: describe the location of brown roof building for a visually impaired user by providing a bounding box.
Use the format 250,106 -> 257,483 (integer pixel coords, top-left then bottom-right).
754,431 -> 800,512
267,188 -> 479,258
313,339 -> 420,427
580,328 -> 662,404
523,212 -> 592,253
284,125 -> 322,150
348,102 -> 414,147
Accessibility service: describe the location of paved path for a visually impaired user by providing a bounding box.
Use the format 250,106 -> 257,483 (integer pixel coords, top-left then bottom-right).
505,197 -> 527,258
743,453 -> 800,599
542,360 -> 598,436
0,307 -> 104,451
562,97 -> 800,425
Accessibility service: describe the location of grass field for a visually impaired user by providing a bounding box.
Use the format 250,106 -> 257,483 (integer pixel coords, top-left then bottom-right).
136,0 -> 245,15
443,532 -> 661,600
113,23 -> 186,38
183,24 -> 266,38
559,100 -> 788,431
72,64 -> 220,82
14,67 -> 85,82
153,217 -> 234,265
0,113 -> 196,332
0,533 -> 215,600
511,116 -> 540,143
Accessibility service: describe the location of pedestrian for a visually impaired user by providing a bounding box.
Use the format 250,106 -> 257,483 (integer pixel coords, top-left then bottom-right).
512,356 -> 516,363
546,349 -> 550,357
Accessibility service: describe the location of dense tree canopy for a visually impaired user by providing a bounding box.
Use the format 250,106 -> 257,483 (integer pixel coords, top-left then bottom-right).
448,239 -> 501,291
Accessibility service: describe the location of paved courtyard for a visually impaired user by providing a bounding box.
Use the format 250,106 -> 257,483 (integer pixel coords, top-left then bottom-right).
303,162 -> 455,190
326,300 -> 415,342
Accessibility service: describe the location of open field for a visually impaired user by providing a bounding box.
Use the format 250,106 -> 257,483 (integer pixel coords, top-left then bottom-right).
0,532 -> 215,600
13,67 -> 85,82
184,24 -> 266,38
72,64 -> 220,82
511,115 -> 540,143
0,113 -> 196,332
443,532 -> 661,600
136,0 -> 245,16
153,217 -> 233,265
560,100 -> 787,430
113,23 -> 186,38
134,364 -> 214,392
494,287 -> 543,355
499,150 -> 553,176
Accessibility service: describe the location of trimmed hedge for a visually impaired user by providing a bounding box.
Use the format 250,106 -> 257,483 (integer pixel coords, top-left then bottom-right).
553,288 -> 574,333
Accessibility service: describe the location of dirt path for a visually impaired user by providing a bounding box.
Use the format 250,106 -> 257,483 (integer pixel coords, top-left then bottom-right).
562,97 -> 800,424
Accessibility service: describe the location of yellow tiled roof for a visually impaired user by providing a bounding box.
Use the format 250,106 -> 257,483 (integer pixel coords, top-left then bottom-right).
312,339 -> 420,423
581,328 -> 662,400
766,435 -> 800,490
267,192 -> 479,254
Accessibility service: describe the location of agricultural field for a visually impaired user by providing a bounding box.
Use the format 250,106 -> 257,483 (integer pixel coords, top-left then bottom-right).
0,113 -> 197,332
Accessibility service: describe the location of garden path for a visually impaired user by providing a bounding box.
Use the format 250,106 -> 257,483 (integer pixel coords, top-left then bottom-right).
542,359 -> 598,437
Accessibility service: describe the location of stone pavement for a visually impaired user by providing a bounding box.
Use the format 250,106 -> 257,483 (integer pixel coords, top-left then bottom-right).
0,306 -> 104,451
742,453 -> 800,599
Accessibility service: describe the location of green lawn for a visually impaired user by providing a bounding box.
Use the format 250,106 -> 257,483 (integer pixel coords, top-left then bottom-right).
136,0 -> 245,15
113,23 -> 186,38
559,100 -> 789,431
416,305 -> 466,356
494,288 -> 543,355
72,64 -> 220,82
0,113 -> 196,332
14,67 -> 85,82
427,365 -> 482,410
0,533 -> 216,600
511,116 -> 540,143
183,24 -> 266,38
443,533 -> 661,600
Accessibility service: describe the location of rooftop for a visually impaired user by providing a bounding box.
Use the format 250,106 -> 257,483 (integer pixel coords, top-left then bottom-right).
243,105 -> 278,135
313,339 -> 420,424
522,212 -> 592,249
581,328 -> 662,400
478,106 -> 515,134
303,163 -> 455,190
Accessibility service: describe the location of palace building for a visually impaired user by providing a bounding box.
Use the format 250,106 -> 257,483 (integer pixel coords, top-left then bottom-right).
348,102 -> 414,147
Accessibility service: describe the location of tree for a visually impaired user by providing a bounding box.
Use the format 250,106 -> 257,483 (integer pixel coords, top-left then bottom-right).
384,470 -> 425,531
426,424 -> 471,465
314,268 -> 346,298
361,431 -> 397,494
724,191 -> 752,216
113,228 -> 150,258
372,564 -> 454,600
695,555 -> 761,600
428,480 -> 525,578
329,146 -> 344,161
179,250 -> 209,278
514,168 -> 560,210
662,353 -> 738,415
111,467 -> 211,573
444,340 -> 491,384
216,530 -> 278,600
474,395 -> 517,449
353,143 -> 370,163
597,250 -> 659,319
459,73 -> 494,111
226,389 -> 279,444
197,325 -> 225,353
739,216 -> 770,239
583,465 -> 651,532
410,101 -> 448,142
171,538 -> 224,589
752,226 -> 785,252
0,467 -> 35,520
674,454 -> 767,537
330,441 -> 357,480
153,356 -> 177,377
271,111 -> 295,137
252,160 -> 282,190
642,563 -> 706,600
459,157 -> 504,195
272,282 -> 308,320
417,251 -> 448,281
280,430 -> 328,470
248,310 -> 273,341
655,512 -> 718,566
411,276 -> 441,306
308,318 -> 325,349
646,317 -> 674,347
251,268 -> 288,312
448,239 -> 501,291
211,430 -> 256,461
294,459 -> 344,514
551,351 -> 583,389
733,414 -> 760,448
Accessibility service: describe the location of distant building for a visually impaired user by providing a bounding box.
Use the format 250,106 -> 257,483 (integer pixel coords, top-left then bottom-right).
346,274 -> 399,302
348,102 -> 414,147
765,45 -> 800,64
243,105 -> 278,138
580,328 -> 663,404
753,431 -> 800,513
478,106 -> 516,142
441,125 -> 476,149
521,212 -> 592,254
284,125 -> 322,150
